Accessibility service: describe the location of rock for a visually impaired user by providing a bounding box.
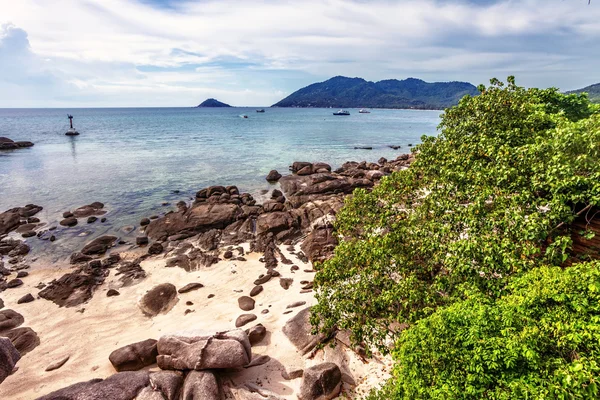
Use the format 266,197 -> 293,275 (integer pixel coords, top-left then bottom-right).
0,205 -> 42,235
21,230 -> 36,238
253,274 -> 272,285
138,284 -> 178,317
107,289 -> 120,297
223,250 -> 233,259
140,218 -> 151,226
70,252 -> 92,264
63,211 -> 74,218
36,371 -> 150,400
0,337 -> 20,384
60,217 -> 78,227
245,324 -> 267,345
81,235 -> 117,255
266,170 -> 282,182
148,242 -> 164,255
181,370 -> 220,400
157,329 -> 251,370
283,308 -> 333,355
3,327 -> 40,355
0,298 -> 3,309
39,269 -> 107,307
197,229 -> 222,251
87,216 -> 98,223
178,283 -> 204,294
282,367 -> 304,380
298,363 -> 342,400
45,355 -> 70,371
6,278 -> 23,288
280,278 -> 293,290
235,313 -> 258,328
290,161 -> 313,173
72,202 -> 106,218
245,354 -> 271,368
286,301 -> 306,309
0,309 -> 24,332
148,370 -> 183,400
238,296 -> 255,311
136,236 -> 149,246
249,285 -> 263,297
16,271 -> 28,278
17,293 -> 34,304
109,339 -> 158,372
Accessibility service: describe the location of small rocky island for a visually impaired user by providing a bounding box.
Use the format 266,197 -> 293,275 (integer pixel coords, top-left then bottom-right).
196,98 -> 232,108
0,137 -> 34,151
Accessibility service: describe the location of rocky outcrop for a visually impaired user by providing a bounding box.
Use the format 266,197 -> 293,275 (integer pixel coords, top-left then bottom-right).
157,329 -> 251,370
39,267 -> 108,307
298,363 -> 342,400
0,137 -> 34,150
301,224 -> 337,263
0,337 -> 20,384
71,202 -> 106,218
109,339 -> 158,372
0,205 -> 42,235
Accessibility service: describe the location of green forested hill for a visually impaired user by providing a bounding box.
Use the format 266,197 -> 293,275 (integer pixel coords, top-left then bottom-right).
566,83 -> 600,103
272,76 -> 479,110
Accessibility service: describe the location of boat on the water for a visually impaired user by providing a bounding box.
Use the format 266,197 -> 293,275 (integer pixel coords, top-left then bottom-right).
240,115 -> 248,119
333,109 -> 350,116
256,109 -> 265,113
359,109 -> 371,114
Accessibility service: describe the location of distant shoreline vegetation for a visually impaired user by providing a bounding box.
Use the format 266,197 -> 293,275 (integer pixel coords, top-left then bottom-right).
271,76 -> 479,110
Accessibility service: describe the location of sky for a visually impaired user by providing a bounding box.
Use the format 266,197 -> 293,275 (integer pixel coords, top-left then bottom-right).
0,0 -> 598,107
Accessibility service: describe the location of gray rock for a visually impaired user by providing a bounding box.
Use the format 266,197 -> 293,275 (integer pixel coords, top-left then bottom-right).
157,329 -> 251,370
249,285 -> 263,297
109,339 -> 158,372
45,355 -> 70,371
235,314 -> 257,328
138,284 -> 178,317
245,354 -> 270,368
36,371 -> 150,400
282,307 -> 333,355
181,370 -> 220,400
0,337 -> 20,384
178,283 -> 204,294
238,296 -> 255,311
17,293 -> 34,304
149,370 -> 184,400
245,324 -> 267,346
282,367 -> 304,380
298,363 -> 342,400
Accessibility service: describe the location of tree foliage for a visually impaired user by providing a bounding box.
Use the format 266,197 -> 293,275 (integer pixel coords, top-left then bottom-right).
312,77 -> 600,355
368,262 -> 600,399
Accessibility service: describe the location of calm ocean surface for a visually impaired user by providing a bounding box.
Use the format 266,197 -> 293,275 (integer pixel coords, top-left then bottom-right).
0,107 -> 440,259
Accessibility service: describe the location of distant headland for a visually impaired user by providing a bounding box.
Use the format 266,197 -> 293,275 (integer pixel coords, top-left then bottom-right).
566,82 -> 600,103
197,98 -> 232,107
271,76 -> 479,110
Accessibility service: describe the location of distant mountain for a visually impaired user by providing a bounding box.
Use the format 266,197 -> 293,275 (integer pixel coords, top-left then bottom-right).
566,83 -> 600,103
197,98 -> 231,107
272,76 -> 479,110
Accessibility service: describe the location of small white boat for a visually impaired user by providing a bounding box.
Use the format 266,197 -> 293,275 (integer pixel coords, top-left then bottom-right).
359,109 -> 371,114
333,109 -> 350,116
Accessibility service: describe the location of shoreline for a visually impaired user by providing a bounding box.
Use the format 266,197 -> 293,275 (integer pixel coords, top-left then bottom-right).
0,154 -> 413,399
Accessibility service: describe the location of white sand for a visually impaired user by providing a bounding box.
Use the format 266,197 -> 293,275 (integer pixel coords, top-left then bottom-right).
0,244 -> 390,399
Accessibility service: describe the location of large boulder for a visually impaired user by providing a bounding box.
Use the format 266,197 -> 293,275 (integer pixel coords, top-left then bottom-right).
146,203 -> 242,240
300,225 -> 337,263
157,329 -> 251,370
298,363 -> 342,400
0,309 -> 24,332
181,370 -> 220,400
282,308 -> 333,355
0,205 -> 42,235
255,211 -> 299,236
3,327 -> 40,355
138,284 -> 178,317
36,371 -> 150,400
266,170 -> 282,182
147,370 -> 184,400
109,339 -> 158,372
0,337 -> 20,384
80,235 -> 117,255
71,202 -> 106,218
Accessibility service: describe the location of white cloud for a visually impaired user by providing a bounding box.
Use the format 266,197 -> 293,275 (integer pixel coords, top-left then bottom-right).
0,0 -> 598,106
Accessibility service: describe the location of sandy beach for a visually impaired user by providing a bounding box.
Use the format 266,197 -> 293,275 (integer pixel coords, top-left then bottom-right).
0,240 -> 391,399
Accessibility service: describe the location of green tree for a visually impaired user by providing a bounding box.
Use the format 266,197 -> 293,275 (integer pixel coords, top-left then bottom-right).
312,77 -> 600,350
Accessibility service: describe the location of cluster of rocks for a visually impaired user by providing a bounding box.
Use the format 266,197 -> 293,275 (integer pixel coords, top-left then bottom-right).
38,307 -> 344,400
60,202 -> 107,227
0,137 -> 34,151
0,204 -> 43,237
0,309 -> 40,384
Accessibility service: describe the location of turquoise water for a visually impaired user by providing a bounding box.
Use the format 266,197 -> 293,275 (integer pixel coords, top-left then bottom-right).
0,107 -> 440,258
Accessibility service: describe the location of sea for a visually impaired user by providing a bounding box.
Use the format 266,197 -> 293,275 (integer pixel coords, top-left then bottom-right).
0,107 -> 441,260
